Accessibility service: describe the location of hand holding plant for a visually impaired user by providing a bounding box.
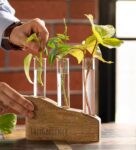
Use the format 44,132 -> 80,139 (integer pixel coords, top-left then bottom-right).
24,33 -> 48,86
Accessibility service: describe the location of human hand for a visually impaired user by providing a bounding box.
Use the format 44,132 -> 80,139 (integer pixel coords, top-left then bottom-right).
9,18 -> 49,52
0,82 -> 34,118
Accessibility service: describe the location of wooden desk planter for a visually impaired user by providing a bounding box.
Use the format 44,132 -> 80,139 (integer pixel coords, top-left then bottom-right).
25,96 -> 101,143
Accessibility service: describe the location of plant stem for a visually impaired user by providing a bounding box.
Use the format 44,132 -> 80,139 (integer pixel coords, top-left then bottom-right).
83,72 -> 92,114
37,48 -> 43,86
61,73 -> 69,107
84,40 -> 97,115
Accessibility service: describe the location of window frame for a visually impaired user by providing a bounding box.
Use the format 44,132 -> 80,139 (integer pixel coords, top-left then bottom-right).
98,0 -> 116,122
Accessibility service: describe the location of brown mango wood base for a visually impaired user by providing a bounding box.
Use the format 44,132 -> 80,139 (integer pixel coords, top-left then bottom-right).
25,96 -> 101,143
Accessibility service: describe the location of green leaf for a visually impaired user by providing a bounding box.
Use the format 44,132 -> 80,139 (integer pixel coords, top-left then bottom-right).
58,44 -> 71,53
47,19 -> 71,65
24,53 -> 33,84
0,114 -> 17,134
49,54 -> 56,65
49,48 -> 58,64
103,38 -> 123,48
47,41 -> 55,49
47,37 -> 62,48
26,33 -> 39,43
69,49 -> 84,64
57,34 -> 69,41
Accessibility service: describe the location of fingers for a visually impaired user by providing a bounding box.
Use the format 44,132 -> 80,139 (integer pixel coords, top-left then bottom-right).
0,92 -> 27,116
0,101 -> 8,114
0,82 -> 34,118
24,41 -> 39,52
31,18 -> 49,50
2,83 -> 34,111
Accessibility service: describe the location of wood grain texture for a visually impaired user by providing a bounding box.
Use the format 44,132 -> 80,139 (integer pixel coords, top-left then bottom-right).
25,96 -> 101,143
1,124 -> 136,150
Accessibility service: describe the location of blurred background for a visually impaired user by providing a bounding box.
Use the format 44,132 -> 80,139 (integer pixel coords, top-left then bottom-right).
0,0 -> 136,124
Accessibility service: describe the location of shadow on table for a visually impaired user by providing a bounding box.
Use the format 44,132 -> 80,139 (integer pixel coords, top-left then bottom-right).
0,139 -> 58,150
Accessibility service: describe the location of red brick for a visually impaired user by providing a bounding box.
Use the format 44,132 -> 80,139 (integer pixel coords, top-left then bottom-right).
46,56 -> 81,67
46,24 -> 54,37
46,70 -> 82,91
0,72 -> 33,92
70,0 -> 99,19
17,118 -> 25,125
8,50 -> 28,67
9,50 -> 48,67
0,48 -> 5,67
0,70 -> 82,95
55,24 -> 92,43
70,95 -> 82,109
46,71 -> 57,90
70,71 -> 82,90
32,94 -> 82,109
46,94 -> 82,109
10,0 -> 67,19
47,95 -> 57,102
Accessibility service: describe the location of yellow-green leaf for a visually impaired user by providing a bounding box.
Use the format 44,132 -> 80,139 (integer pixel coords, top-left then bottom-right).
85,14 -> 94,26
57,34 -> 69,41
26,33 -> 39,43
85,14 -> 117,47
85,14 -> 103,44
92,28 -> 103,44
37,69 -> 43,86
84,40 -> 97,55
94,25 -> 115,38
84,35 -> 96,45
44,47 -> 48,55
103,38 -> 123,48
24,53 -> 33,84
93,48 -> 113,64
69,49 -> 84,64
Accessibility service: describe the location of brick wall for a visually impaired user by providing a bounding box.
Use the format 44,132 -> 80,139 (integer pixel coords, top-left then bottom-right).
0,0 -> 99,114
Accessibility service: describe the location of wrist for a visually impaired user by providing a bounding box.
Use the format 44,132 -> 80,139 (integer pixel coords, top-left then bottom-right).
1,22 -> 22,50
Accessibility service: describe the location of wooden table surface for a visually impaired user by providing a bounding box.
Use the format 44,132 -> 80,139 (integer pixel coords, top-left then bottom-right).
0,123 -> 136,150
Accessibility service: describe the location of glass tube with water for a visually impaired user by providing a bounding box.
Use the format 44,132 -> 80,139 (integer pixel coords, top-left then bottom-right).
33,58 -> 46,97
